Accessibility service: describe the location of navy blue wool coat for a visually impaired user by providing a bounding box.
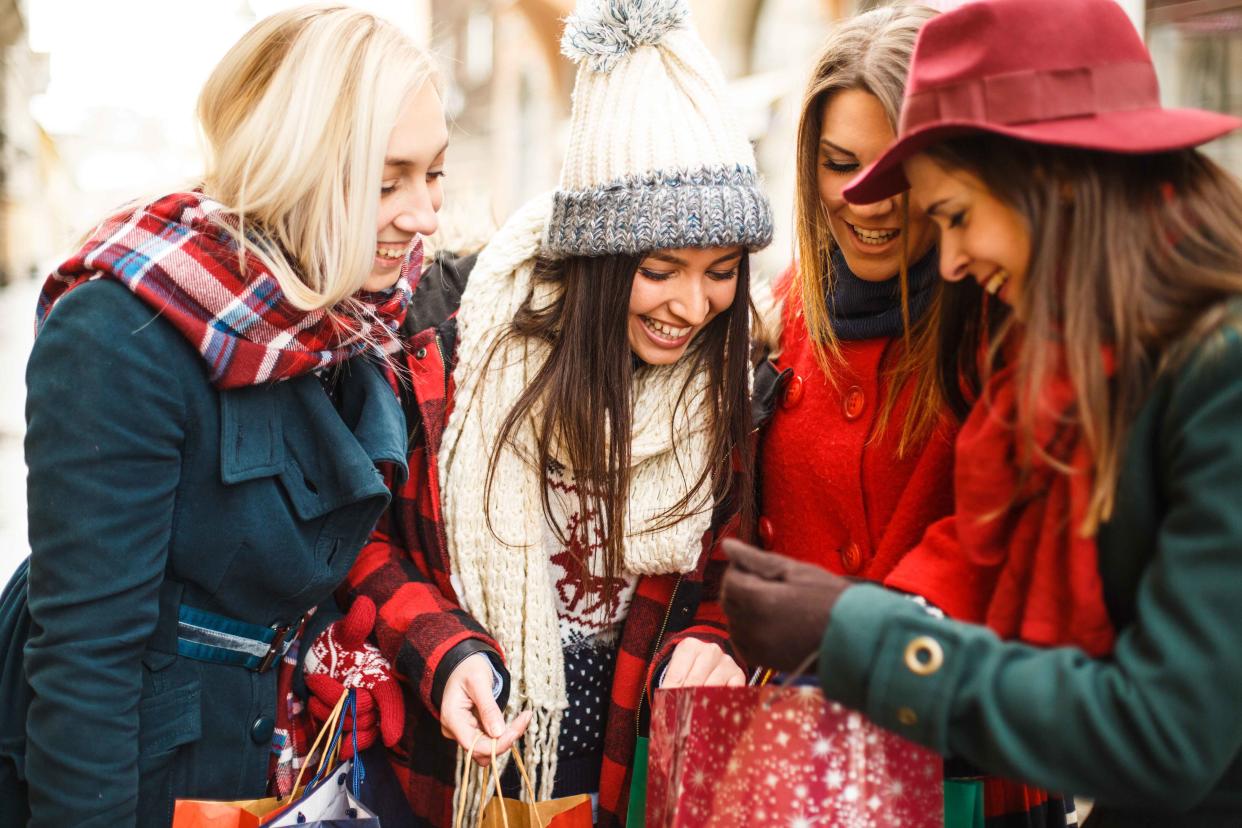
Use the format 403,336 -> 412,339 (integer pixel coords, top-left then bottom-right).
15,280 -> 405,827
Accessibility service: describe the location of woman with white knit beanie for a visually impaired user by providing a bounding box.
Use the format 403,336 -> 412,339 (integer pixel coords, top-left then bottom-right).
442,0 -> 772,816
304,1 -> 773,826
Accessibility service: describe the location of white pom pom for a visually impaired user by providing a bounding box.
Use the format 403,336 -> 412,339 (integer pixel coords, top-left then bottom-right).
561,0 -> 690,72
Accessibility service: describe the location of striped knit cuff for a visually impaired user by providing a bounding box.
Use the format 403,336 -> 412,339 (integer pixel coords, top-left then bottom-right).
545,164 -> 774,258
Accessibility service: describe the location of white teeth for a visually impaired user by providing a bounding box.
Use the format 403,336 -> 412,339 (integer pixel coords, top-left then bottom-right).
850,224 -> 898,245
642,316 -> 692,340
984,270 -> 1009,295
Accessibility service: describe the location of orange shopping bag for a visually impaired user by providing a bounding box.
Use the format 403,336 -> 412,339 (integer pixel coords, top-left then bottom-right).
172,688 -> 352,827
171,797 -> 283,828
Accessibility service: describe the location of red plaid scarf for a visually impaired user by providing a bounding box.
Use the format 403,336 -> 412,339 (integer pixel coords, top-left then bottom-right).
37,191 -> 417,388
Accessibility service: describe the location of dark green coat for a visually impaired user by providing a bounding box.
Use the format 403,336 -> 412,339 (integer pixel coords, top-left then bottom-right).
17,281 -> 405,827
819,323 -> 1242,824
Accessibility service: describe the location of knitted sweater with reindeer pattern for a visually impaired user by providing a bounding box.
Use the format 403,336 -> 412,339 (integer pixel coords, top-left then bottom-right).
337,253 -> 740,828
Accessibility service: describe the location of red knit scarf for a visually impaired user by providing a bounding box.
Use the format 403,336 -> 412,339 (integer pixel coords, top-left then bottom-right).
37,191 -> 418,388
952,352 -> 1116,656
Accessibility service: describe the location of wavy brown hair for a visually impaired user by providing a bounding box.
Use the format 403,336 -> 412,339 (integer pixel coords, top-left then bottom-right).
793,3 -> 943,453
483,253 -> 754,584
930,135 -> 1242,532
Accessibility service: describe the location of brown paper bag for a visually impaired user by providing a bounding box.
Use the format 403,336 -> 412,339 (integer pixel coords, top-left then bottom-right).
457,739 -> 592,828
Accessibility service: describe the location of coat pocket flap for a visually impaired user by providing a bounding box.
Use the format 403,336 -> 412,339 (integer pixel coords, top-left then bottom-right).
138,683 -> 202,757
219,386 -> 285,484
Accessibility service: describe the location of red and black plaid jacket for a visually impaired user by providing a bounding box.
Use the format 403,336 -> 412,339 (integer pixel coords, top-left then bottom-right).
339,255 -> 739,828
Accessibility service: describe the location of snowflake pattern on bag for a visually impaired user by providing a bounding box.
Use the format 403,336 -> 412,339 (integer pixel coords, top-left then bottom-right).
648,685 -> 943,828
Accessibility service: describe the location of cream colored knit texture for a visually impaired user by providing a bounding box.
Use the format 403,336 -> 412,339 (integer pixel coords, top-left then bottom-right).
558,26 -> 757,193
441,192 -> 715,813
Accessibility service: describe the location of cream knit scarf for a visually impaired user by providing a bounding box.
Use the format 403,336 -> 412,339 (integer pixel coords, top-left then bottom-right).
441,192 -> 715,810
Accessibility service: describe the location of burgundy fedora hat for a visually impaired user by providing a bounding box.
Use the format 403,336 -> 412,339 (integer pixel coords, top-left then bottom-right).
844,0 -> 1242,204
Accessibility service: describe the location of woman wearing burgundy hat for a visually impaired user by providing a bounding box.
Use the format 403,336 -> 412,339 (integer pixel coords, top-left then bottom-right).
752,4 -> 1068,825
722,0 -> 1242,825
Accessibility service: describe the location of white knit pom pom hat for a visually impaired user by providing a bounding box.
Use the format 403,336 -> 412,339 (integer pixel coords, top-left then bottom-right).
545,0 -> 774,258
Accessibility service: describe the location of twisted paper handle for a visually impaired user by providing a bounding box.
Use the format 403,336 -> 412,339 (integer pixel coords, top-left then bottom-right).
454,733 -> 547,828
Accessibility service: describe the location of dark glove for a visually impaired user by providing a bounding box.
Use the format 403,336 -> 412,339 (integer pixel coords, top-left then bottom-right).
302,596 -> 405,758
750,359 -> 792,430
721,538 -> 853,673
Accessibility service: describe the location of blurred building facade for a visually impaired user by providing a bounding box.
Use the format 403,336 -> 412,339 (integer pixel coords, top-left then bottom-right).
0,0 -> 1235,286
0,0 -> 72,286
425,0 -> 858,272
1148,0 -> 1242,173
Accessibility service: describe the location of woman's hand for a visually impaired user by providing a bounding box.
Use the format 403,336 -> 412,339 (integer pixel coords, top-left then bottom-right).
440,654 -> 532,766
661,638 -> 746,688
720,538 -> 853,673
303,597 -> 405,758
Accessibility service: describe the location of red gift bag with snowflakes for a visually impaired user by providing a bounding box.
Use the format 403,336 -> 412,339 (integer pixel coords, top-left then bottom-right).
646,685 -> 942,828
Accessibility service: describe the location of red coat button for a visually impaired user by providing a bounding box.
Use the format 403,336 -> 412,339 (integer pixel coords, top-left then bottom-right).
782,375 -> 804,409
841,542 -> 863,574
758,517 -> 775,548
843,385 -> 865,420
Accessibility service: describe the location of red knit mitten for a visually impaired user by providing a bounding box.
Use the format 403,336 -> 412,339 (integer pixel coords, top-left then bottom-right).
302,597 -> 405,758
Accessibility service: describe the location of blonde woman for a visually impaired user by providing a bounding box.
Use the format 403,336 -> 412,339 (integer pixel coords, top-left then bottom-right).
4,6 -> 444,825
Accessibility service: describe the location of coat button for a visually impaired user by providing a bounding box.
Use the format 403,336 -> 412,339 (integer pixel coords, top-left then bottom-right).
843,386 -> 865,420
415,346 -> 428,360
781,375 -> 804,409
840,542 -> 863,574
250,716 -> 275,745
904,636 -> 944,676
758,517 -> 775,547
897,707 -> 918,726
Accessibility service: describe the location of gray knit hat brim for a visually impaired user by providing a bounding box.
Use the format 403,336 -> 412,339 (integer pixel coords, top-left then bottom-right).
544,164 -> 774,259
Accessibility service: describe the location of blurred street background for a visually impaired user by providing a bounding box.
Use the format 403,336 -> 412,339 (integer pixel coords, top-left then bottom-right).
0,0 -> 1235,583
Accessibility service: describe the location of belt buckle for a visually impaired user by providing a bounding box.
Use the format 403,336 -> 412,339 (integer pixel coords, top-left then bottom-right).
257,614 -> 305,673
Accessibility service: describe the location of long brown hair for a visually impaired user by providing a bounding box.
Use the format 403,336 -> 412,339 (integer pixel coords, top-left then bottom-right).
484,253 -> 754,583
792,3 -> 944,454
930,135 -> 1242,532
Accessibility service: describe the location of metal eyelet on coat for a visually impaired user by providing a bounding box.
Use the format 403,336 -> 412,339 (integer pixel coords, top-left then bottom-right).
415,346 -> 428,359
903,636 -> 944,676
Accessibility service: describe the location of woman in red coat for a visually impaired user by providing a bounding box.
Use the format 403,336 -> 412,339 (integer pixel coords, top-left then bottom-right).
754,6 -> 1069,825
757,5 -> 949,584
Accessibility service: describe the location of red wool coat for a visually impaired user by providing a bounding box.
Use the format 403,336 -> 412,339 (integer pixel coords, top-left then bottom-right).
758,279 -> 958,583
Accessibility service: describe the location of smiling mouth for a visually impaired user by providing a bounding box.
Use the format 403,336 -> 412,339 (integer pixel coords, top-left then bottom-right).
982,269 -> 1010,295
846,221 -> 899,246
375,241 -> 411,260
641,315 -> 692,342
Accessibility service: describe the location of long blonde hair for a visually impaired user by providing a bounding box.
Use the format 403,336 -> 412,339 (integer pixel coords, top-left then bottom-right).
197,4 -> 435,312
792,3 -> 942,452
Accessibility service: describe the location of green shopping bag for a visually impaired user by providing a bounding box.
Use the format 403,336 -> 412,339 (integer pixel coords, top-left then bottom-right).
944,779 -> 985,828
625,736 -> 649,826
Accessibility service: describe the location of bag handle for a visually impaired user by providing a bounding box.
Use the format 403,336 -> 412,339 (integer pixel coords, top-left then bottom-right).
453,734 -> 547,828
453,734 -> 486,828
309,688 -> 353,790
504,747 -> 546,828
307,688 -> 365,795
284,687 -> 350,802
476,740 -> 510,828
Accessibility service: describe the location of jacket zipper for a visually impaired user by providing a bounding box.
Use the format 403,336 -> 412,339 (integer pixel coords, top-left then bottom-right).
433,332 -> 448,403
635,574 -> 683,741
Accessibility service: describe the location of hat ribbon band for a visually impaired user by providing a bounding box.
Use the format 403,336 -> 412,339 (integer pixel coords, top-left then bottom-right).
901,61 -> 1159,132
